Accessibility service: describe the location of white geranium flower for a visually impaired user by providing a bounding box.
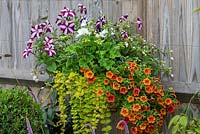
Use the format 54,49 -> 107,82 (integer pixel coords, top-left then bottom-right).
99,29 -> 108,38
76,28 -> 90,38
81,19 -> 87,27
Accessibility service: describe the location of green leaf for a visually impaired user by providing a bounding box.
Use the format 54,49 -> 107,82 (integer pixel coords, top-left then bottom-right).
46,62 -> 57,72
195,128 -> 200,133
168,115 -> 181,129
172,125 -> 179,134
193,7 -> 200,13
179,115 -> 188,129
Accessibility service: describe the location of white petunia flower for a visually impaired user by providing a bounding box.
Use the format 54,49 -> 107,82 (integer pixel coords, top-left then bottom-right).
76,28 -> 90,38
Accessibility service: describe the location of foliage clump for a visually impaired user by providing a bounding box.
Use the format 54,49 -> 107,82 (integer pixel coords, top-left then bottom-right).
0,87 -> 43,134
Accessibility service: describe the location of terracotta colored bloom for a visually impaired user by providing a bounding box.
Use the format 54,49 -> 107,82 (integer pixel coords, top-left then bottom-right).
85,70 -> 94,78
120,108 -> 129,117
106,94 -> 115,103
131,127 -> 137,134
139,122 -> 147,130
133,65 -> 139,70
144,68 -> 151,75
165,98 -> 172,105
143,78 -> 151,86
140,96 -> 147,103
128,113 -> 136,122
159,119 -> 164,126
132,103 -> 141,112
96,89 -> 104,97
116,121 -> 125,130
111,74 -> 117,80
120,87 -> 128,95
127,61 -> 133,67
157,97 -> 164,105
130,81 -> 134,87
87,77 -> 95,83
104,79 -> 109,85
133,87 -> 140,96
116,76 -> 123,83
159,89 -> 165,96
128,74 -> 133,80
112,82 -> 120,90
136,114 -> 143,120
160,108 -> 166,115
167,104 -> 175,113
106,71 -> 113,79
127,96 -> 134,103
145,86 -> 153,94
147,115 -> 156,124
79,67 -> 84,72
130,68 -> 135,74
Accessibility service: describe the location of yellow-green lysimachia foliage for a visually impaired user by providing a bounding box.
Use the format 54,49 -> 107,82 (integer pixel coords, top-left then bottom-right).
53,72 -> 112,134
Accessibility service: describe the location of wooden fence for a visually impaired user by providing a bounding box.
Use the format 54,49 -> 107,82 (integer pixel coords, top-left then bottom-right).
1,0 -> 200,92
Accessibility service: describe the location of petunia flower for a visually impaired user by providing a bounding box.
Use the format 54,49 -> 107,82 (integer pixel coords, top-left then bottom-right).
58,21 -> 75,34
78,4 -> 87,14
121,31 -> 129,38
43,36 -> 54,46
60,6 -> 76,18
96,16 -> 106,32
45,44 -> 56,56
80,16 -> 88,27
137,17 -> 142,30
119,14 -> 128,22
56,15 -> 63,26
76,28 -> 90,38
40,20 -> 54,33
23,45 -> 32,58
31,24 -> 43,39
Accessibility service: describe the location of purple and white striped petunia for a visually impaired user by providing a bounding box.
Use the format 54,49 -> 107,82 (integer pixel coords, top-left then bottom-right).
136,17 -> 142,30
40,20 -> 54,33
60,6 -> 76,18
78,4 -> 87,14
23,44 -> 32,58
80,16 -> 88,27
119,14 -> 128,22
45,44 -> 56,56
121,31 -> 129,39
56,15 -> 63,26
31,24 -> 43,39
58,21 -> 75,34
43,36 -> 54,46
96,16 -> 106,32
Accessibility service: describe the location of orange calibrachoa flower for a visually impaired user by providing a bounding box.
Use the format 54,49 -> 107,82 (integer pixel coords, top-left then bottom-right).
96,89 -> 104,97
159,119 -> 164,126
157,97 -> 164,105
120,108 -> 129,117
143,78 -> 151,86
87,77 -> 95,83
111,74 -> 117,80
127,61 -> 134,67
130,81 -> 134,87
136,114 -> 143,120
106,71 -> 113,79
79,67 -> 84,72
139,122 -> 147,130
133,64 -> 139,70
133,87 -> 140,96
131,127 -> 137,134
120,87 -> 128,95
145,86 -> 153,94
144,68 -> 151,75
140,95 -> 147,103
128,74 -> 133,80
147,115 -> 156,124
85,70 -> 94,78
165,98 -> 172,105
116,76 -> 123,83
106,93 -> 115,103
127,96 -> 134,103
104,79 -> 109,85
160,108 -> 166,115
128,113 -> 136,122
116,122 -> 125,130
112,82 -> 120,90
132,103 -> 141,112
